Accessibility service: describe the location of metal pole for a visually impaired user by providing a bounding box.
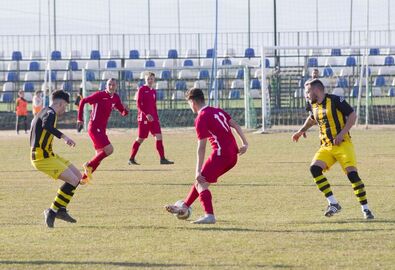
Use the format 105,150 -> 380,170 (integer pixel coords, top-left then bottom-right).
177,0 -> 181,53
53,0 -> 56,50
388,0 -> 391,46
46,0 -> 52,103
260,46 -> 267,132
248,0 -> 251,50
148,0 -> 151,51
365,0 -> 370,128
38,0 -> 42,52
315,0 -> 319,46
108,0 -> 112,50
214,0 -> 219,107
273,0 -> 278,68
349,0 -> 353,46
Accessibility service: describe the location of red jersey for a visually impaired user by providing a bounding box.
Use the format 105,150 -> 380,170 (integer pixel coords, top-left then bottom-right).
195,106 -> 238,156
136,85 -> 159,122
78,91 -> 128,130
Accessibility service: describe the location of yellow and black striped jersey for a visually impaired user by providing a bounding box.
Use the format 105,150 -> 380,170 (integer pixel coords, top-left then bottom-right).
307,94 -> 354,146
30,107 -> 63,160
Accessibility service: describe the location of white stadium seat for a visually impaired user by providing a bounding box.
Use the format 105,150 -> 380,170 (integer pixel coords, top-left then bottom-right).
156,81 -> 168,89
231,79 -> 244,89
80,81 -> 93,91
178,70 -> 195,79
193,80 -> 207,89
101,71 -> 118,80
24,71 -> 41,81
185,49 -> 198,58
68,50 -> 82,59
162,59 -> 178,68
147,49 -> 159,59
332,87 -> 345,97
172,90 -> 185,100
107,50 -> 120,59
30,50 -> 42,60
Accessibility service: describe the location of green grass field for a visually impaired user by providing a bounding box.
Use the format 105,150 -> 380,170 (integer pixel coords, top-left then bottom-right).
0,127 -> 394,269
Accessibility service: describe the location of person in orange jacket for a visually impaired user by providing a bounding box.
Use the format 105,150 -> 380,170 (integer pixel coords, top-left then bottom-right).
16,90 -> 28,134
32,90 -> 43,116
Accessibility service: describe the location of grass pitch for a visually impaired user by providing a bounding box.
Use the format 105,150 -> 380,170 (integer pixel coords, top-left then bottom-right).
0,127 -> 394,270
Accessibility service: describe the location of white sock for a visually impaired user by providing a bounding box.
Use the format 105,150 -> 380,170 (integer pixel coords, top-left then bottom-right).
361,204 -> 369,211
326,195 -> 338,205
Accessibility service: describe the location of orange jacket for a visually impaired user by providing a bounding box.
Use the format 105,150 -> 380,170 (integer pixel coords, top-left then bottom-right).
16,97 -> 28,116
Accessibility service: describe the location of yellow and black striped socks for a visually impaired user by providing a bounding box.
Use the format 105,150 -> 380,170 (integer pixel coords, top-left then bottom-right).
347,171 -> 368,206
50,183 -> 76,212
310,165 -> 336,200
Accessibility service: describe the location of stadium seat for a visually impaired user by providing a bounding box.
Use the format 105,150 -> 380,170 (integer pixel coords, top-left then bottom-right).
250,89 -> 261,99
339,67 -> 354,77
384,56 -> 394,66
350,86 -> 359,97
85,61 -> 99,70
122,70 -> 133,81
23,82 -> 35,92
185,49 -> 198,58
206,48 -> 214,58
331,48 -> 341,56
345,56 -> 356,66
336,77 -> 348,88
250,79 -> 261,89
231,79 -> 244,89
229,89 -> 241,99
30,50 -> 42,60
99,81 -> 106,91
108,50 -> 120,59
183,59 -> 194,67
214,79 -> 225,90
209,90 -> 223,100
235,69 -> 244,79
156,89 -> 165,100
362,67 -> 371,77
224,48 -> 236,57
178,70 -> 195,79
201,59 -> 213,67
168,49 -> 178,59
244,48 -> 255,58
145,60 -> 155,68
6,72 -> 18,82
24,71 -> 40,81
51,50 -> 62,60
147,49 -> 158,58
12,51 -> 22,61
222,58 -> 232,65
369,48 -> 380,55
193,80 -> 207,89
45,71 -> 57,82
68,61 -> 79,71
162,59 -> 178,68
106,60 -> 117,68
370,87 -> 382,96
1,82 -> 14,102
68,50 -> 81,59
80,81 -> 93,91
102,71 -> 118,80
156,81 -> 168,90
2,82 -> 15,92
374,76 -> 386,87
90,50 -> 101,60
308,49 -> 321,56
324,57 -> 337,66
175,80 -> 187,90
332,87 -> 345,97
86,70 -> 95,81
322,67 -> 333,77
160,70 -> 172,80
172,90 -> 185,100
388,87 -> 395,97
198,70 -> 210,80
129,50 -> 140,59
307,58 -> 318,67
29,61 -> 40,71
62,81 -> 73,92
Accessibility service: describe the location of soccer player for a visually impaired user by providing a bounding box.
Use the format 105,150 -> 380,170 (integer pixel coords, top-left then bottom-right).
128,72 -> 174,165
77,78 -> 128,183
292,79 -> 374,219
15,90 -> 28,134
30,90 -> 82,228
164,88 -> 248,224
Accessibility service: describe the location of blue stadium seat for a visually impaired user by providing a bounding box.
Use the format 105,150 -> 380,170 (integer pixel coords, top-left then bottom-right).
156,89 -> 165,100
90,50 -> 101,60
168,49 -> 178,59
374,75 -> 386,87
261,59 -> 270,68
23,82 -> 35,92
322,67 -> 333,77
62,81 -> 73,92
106,60 -> 117,68
175,80 -> 187,90
183,59 -> 194,67
331,48 -> 341,56
137,80 -> 145,87
363,67 -> 371,77
235,69 -> 244,79
69,61 -> 78,71
369,48 -> 380,55
1,92 -> 14,103
244,48 -> 255,58
12,51 -> 22,61
160,70 -> 171,80
6,72 -> 18,82
122,70 -> 133,81
206,48 -> 214,58
388,87 -> 395,97
336,77 -> 348,88
229,89 -> 241,99
350,86 -> 359,97
129,50 -> 140,59
307,58 -> 318,67
222,58 -> 232,65
145,60 -> 155,68
214,79 -> 225,90
86,71 -> 95,81
198,70 -> 210,80
99,81 -> 106,90
346,56 -> 356,66
384,56 -> 394,66
250,79 -> 261,89
29,61 -> 40,71
51,50 -> 62,60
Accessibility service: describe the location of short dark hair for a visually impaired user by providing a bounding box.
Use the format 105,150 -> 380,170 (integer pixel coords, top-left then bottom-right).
185,88 -> 205,103
304,78 -> 324,90
52,90 -> 70,103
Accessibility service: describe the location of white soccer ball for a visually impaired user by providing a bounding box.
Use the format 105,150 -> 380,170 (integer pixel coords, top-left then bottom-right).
174,200 -> 192,220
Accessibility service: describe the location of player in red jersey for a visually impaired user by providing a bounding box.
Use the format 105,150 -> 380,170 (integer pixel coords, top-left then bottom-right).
77,78 -> 128,183
165,88 -> 248,224
128,72 -> 174,165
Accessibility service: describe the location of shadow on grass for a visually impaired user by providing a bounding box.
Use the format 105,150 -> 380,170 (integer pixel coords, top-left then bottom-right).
291,219 -> 395,225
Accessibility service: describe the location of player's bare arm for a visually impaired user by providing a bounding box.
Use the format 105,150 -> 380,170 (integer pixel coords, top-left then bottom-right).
333,111 -> 356,145
61,134 -> 76,147
195,139 -> 207,183
229,119 -> 248,155
292,116 -> 316,142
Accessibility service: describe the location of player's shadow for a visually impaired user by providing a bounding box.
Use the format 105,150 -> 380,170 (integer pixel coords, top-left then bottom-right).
0,260 -> 188,268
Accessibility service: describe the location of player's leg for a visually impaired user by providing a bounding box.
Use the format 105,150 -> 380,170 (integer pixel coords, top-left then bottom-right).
311,148 -> 340,217
22,115 -> 28,133
15,115 -> 20,134
129,121 -> 148,164
336,142 -> 374,219
152,122 -> 174,164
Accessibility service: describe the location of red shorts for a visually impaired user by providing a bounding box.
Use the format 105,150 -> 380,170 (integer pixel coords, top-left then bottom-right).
138,120 -> 162,138
201,150 -> 238,183
88,127 -> 111,150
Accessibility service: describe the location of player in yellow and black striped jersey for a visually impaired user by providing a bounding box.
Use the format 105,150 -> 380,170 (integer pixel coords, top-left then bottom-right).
30,90 -> 84,228
292,79 -> 374,219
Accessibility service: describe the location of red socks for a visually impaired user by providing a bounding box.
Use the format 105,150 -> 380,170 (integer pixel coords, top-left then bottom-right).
184,185 -> 199,207
88,150 -> 108,172
130,141 -> 141,159
156,140 -> 165,159
199,189 -> 214,215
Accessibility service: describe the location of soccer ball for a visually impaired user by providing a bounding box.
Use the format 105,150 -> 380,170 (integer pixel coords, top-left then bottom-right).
174,200 -> 192,220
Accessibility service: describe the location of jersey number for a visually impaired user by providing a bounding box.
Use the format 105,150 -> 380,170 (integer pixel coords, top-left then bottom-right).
214,112 -> 230,132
